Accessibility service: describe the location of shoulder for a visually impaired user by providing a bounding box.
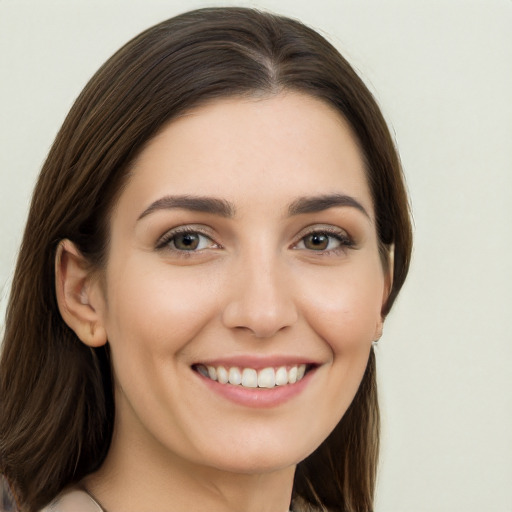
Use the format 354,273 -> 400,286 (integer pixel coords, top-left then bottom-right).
40,488 -> 103,512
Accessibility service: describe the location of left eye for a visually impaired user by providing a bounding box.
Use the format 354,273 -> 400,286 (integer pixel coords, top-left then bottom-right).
295,232 -> 349,251
162,231 -> 215,251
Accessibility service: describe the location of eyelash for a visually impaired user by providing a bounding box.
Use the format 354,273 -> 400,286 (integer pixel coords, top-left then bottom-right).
156,226 -> 219,256
292,227 -> 355,255
156,225 -> 354,257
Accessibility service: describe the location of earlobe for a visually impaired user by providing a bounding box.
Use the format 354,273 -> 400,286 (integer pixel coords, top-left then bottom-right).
373,320 -> 384,343
55,240 -> 107,347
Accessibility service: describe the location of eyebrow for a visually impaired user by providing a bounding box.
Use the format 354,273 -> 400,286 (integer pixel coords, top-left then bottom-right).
138,195 -> 235,220
288,194 -> 370,218
137,193 -> 369,221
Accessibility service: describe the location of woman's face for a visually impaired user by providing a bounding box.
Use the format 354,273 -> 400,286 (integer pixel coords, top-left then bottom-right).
95,92 -> 389,475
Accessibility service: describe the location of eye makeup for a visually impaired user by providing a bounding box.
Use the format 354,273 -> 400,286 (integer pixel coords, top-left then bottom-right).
155,225 -> 220,255
291,224 -> 356,256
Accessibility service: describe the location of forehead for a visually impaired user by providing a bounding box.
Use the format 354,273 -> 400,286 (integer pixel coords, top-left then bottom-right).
119,92 -> 373,219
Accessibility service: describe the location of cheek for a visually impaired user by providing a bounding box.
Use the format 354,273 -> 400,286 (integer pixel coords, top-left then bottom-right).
296,260 -> 385,352
103,256 -> 223,356
288,261 -> 384,437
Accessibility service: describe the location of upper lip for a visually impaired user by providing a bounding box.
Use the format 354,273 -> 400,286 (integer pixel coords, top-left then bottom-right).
192,355 -> 321,370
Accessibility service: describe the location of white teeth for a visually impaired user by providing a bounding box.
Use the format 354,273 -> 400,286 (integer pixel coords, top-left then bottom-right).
207,366 -> 217,381
275,366 -> 288,386
241,368 -> 258,388
228,367 -> 242,385
198,364 -> 309,388
217,366 -> 229,384
258,367 -> 276,388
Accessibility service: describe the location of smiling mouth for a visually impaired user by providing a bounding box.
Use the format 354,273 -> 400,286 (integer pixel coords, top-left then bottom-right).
193,364 -> 312,389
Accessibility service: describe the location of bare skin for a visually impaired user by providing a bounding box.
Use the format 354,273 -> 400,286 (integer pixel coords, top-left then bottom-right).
57,92 -> 390,512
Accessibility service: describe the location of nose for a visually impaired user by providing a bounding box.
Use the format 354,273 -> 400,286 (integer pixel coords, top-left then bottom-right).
221,252 -> 298,338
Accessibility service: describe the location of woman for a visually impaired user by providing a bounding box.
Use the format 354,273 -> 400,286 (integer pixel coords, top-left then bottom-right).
0,7 -> 412,512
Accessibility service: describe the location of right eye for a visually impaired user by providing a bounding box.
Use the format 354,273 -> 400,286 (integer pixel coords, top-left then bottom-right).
157,229 -> 218,253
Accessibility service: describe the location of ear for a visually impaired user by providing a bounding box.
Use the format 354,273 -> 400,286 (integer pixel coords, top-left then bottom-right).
55,239 -> 107,347
375,244 -> 395,341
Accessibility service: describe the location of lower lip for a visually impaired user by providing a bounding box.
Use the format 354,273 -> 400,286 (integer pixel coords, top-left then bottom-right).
195,369 -> 316,408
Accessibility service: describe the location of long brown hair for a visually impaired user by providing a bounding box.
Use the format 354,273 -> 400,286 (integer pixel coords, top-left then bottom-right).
0,8 -> 412,512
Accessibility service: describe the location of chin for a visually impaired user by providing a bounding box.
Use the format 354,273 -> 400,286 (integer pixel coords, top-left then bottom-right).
192,432 -> 323,476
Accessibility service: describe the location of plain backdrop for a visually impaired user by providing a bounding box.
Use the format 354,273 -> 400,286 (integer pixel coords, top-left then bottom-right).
1,1 -> 511,511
